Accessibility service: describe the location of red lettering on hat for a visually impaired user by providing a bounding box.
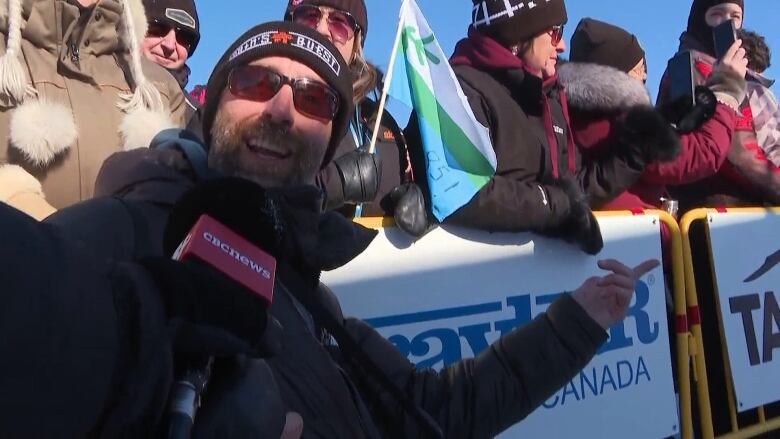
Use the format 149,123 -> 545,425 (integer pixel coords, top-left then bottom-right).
292,0 -> 303,5
272,31 -> 294,44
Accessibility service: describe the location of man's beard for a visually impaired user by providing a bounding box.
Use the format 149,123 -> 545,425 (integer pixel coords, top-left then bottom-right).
209,110 -> 325,188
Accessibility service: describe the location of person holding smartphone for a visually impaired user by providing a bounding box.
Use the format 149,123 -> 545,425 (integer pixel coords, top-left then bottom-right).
657,0 -> 780,209
562,17 -> 746,220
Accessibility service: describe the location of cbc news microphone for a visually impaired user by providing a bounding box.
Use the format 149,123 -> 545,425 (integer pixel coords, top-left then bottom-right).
142,178 -> 287,438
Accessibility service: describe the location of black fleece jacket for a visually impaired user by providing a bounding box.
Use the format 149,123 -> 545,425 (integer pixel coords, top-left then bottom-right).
11,130 -> 610,438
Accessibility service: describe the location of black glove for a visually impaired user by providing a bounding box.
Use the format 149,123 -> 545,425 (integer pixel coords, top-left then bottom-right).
619,105 -> 682,163
553,178 -> 604,255
139,257 -> 282,359
389,182 -> 438,238
334,146 -> 383,205
659,85 -> 718,134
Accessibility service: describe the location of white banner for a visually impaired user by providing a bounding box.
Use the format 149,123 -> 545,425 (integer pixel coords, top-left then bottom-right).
323,216 -> 678,438
708,211 -> 780,412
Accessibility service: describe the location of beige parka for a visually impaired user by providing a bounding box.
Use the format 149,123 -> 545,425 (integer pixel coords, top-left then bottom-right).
0,0 -> 186,219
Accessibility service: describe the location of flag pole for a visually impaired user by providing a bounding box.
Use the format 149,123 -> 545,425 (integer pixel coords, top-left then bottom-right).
367,0 -> 408,154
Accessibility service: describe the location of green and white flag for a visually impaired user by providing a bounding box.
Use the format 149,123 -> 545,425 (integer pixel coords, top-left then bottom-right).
387,0 -> 496,221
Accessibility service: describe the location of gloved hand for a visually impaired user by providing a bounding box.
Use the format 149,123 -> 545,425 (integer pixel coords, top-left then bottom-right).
706,39 -> 748,112
619,105 -> 682,162
660,84 -> 719,134
139,257 -> 282,359
334,146 -> 382,205
389,182 -> 438,238
553,177 -> 604,255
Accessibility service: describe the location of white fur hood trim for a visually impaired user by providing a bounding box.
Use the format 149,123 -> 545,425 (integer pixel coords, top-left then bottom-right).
558,62 -> 652,112
0,163 -> 43,201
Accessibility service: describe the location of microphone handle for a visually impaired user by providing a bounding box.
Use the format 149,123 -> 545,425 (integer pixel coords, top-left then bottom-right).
167,357 -> 214,439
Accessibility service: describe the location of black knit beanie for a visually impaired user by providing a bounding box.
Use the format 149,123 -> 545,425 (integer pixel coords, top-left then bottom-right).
201,21 -> 354,167
570,18 -> 645,73
142,0 -> 200,55
471,0 -> 568,47
284,0 -> 368,42
687,0 -> 744,56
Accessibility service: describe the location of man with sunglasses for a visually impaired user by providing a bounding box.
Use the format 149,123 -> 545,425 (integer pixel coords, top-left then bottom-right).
33,19 -> 657,438
141,0 -> 204,137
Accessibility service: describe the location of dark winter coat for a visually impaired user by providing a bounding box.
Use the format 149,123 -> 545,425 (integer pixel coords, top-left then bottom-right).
38,130 -> 608,438
561,61 -> 736,211
171,65 -> 204,140
417,29 -> 645,233
658,32 -> 780,209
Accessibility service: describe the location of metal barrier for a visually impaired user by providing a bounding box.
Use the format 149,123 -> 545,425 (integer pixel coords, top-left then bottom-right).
680,207 -> 780,439
355,210 -> 693,439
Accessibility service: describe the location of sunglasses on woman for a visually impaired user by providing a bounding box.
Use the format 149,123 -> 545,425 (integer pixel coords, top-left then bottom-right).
147,19 -> 198,51
290,5 -> 360,45
548,25 -> 565,46
228,64 -> 340,121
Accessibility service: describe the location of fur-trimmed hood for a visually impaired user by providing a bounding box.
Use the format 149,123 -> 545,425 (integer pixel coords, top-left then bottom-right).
558,62 -> 652,112
0,0 -> 171,164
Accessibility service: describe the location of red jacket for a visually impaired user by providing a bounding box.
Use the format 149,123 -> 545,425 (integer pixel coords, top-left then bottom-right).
658,33 -> 780,209
559,62 -> 736,212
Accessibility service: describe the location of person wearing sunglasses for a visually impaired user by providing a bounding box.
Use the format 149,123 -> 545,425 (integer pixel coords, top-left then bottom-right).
31,19 -> 659,439
285,0 -> 414,217
0,0 -> 186,221
141,0 -> 205,138
405,0 -> 679,253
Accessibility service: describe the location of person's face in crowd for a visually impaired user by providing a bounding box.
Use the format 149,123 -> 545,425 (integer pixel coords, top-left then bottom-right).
522,25 -> 566,78
628,58 -> 648,84
141,22 -> 194,71
705,3 -> 744,29
209,56 -> 335,188
291,5 -> 359,63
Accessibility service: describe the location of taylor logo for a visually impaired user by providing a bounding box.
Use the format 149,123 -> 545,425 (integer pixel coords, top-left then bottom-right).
230,31 -> 341,76
165,8 -> 196,29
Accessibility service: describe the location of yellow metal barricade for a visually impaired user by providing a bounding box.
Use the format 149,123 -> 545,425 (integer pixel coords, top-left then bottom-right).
681,207 -> 780,439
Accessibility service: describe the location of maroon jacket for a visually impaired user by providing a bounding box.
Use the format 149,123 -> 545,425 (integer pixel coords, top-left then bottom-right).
658,32 -> 780,209
559,62 -> 736,211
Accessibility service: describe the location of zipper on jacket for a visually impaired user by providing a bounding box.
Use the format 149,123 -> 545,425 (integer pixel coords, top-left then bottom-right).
70,43 -> 80,64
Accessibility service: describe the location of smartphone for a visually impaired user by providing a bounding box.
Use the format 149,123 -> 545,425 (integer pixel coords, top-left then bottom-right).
667,51 -> 696,108
713,19 -> 737,60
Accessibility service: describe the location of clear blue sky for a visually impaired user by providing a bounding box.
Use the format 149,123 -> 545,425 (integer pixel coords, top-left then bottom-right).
188,0 -> 779,105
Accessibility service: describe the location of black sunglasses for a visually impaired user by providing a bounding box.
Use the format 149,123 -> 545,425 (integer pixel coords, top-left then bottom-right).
147,19 -> 199,52
228,64 -> 340,121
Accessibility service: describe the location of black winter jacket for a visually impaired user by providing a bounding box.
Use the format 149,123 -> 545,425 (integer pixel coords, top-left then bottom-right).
30,130 -> 608,438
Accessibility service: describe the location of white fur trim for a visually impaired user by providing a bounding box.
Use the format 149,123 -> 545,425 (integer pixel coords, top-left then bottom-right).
0,0 -> 35,103
9,99 -> 76,165
119,107 -> 176,151
118,0 -> 164,114
558,62 -> 652,112
0,163 -> 42,201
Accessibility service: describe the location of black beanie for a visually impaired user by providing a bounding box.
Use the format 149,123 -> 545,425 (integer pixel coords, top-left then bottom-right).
570,18 -> 645,73
142,0 -> 200,55
284,0 -> 368,43
471,0 -> 568,47
687,0 -> 744,56
201,21 -> 354,168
